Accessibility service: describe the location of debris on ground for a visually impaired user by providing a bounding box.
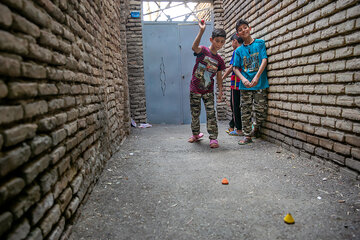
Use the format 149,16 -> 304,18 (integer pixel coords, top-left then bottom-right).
139,123 -> 152,128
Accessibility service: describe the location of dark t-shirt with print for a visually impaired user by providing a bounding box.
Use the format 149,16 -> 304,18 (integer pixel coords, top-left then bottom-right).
190,46 -> 225,94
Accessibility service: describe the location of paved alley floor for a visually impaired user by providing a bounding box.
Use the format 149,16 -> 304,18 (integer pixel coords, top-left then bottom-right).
70,122 -> 360,240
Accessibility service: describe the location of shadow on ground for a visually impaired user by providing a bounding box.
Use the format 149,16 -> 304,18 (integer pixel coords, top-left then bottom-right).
70,122 -> 360,240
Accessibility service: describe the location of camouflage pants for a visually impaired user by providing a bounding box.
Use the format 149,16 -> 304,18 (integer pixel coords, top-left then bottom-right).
190,92 -> 218,140
240,89 -> 268,137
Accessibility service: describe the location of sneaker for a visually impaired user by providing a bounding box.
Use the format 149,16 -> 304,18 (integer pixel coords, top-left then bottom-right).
210,139 -> 219,148
238,136 -> 253,145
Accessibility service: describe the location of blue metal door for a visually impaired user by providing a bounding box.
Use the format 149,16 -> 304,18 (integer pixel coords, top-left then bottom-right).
143,23 -> 212,124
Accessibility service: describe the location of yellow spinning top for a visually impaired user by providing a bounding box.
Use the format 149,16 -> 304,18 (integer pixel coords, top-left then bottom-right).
284,213 -> 295,224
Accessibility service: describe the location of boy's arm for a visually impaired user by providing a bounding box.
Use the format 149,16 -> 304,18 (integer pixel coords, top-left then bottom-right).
221,64 -> 233,81
192,21 -> 206,54
233,67 -> 251,88
249,58 -> 267,88
216,71 -> 223,101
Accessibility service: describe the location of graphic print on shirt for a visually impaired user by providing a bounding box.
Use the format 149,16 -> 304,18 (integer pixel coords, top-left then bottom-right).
243,52 -> 259,72
194,56 -> 219,90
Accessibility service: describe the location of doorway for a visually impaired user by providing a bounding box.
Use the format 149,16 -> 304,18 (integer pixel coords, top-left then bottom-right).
142,1 -> 213,124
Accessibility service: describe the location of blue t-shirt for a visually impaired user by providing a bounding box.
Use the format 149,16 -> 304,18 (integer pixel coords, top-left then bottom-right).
233,39 -> 269,90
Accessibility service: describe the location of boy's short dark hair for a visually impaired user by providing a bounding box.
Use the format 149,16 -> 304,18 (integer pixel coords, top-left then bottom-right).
235,19 -> 249,32
230,33 -> 243,44
212,28 -> 226,39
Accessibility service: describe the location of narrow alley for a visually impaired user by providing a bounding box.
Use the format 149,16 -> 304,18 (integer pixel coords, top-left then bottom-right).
70,123 -> 360,239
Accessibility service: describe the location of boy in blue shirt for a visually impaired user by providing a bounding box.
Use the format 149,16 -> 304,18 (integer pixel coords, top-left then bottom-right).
233,19 -> 269,145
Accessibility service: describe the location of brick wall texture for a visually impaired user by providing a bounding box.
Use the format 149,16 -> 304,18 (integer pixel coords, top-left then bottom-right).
220,0 -> 360,178
127,0 -> 147,124
0,0 -> 130,239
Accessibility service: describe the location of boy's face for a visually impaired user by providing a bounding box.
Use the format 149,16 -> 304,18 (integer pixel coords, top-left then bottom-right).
232,39 -> 239,49
210,37 -> 225,52
237,24 -> 251,38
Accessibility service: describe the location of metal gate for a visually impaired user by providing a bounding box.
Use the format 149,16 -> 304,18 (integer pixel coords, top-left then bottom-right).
143,22 -> 213,124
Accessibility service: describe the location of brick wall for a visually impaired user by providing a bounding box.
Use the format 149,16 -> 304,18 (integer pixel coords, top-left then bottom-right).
0,0 -> 130,239
126,0 -> 147,124
221,0 -> 360,178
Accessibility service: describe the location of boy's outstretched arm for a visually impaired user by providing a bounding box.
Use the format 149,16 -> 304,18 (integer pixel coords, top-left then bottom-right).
216,71 -> 223,101
222,65 -> 233,81
249,58 -> 267,88
233,66 -> 251,88
192,21 -> 206,54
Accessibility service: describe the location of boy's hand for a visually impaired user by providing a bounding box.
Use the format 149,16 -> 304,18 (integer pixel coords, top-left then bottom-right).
249,76 -> 259,88
199,19 -> 206,31
242,79 -> 251,88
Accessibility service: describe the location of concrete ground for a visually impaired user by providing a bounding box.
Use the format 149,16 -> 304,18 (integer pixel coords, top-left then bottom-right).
70,122 -> 360,240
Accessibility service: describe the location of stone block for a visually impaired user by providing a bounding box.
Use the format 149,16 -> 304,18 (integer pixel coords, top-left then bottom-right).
52,52 -> 67,65
328,131 -> 345,142
26,227 -> 43,240
345,135 -> 360,147
38,116 -> 57,132
0,105 -> 23,124
65,196 -> 80,219
57,83 -> 71,94
0,3 -> 12,27
10,185 -> 41,219
329,152 -> 345,165
0,144 -> 31,177
56,156 -> 70,177
12,13 -> 40,38
3,123 -> 37,147
24,100 -> 48,118
0,55 -> 21,77
51,128 -> 67,146
342,109 -> 360,121
345,83 -> 360,95
39,204 -> 61,237
31,135 -> 52,156
55,113 -> 67,126
30,193 -> 54,225
334,142 -> 351,156
48,98 -> 65,111
39,168 -> 58,194
64,121 -> 78,136
29,43 -> 53,63
21,62 -> 46,79
351,147 -> 360,159
0,30 -> 28,55
22,154 -> 51,184
8,82 -> 38,99
0,177 -> 25,206
0,80 -> 7,98
22,0 -> 51,28
336,120 -> 353,131
321,95 -> 336,105
345,158 -> 360,172
0,211 -> 12,236
59,187 -> 72,212
50,146 -> 66,165
47,216 -> 65,240
5,218 -> 30,240
38,83 -> 58,95
64,96 -> 76,107
70,173 -> 83,194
